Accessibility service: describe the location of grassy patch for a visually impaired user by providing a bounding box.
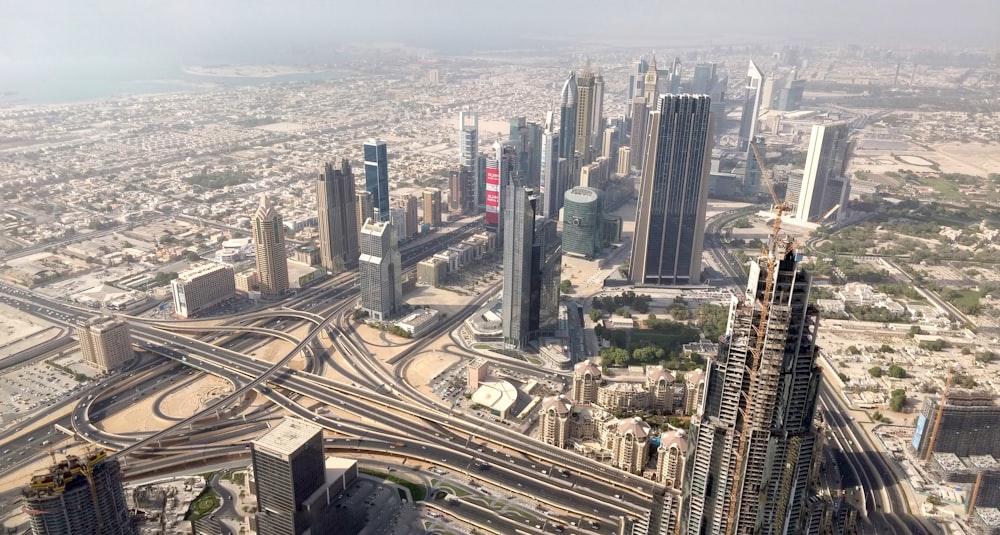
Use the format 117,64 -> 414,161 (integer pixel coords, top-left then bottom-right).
359,468 -> 427,502
230,472 -> 245,486
473,344 -> 492,350
527,357 -> 542,365
184,488 -> 220,522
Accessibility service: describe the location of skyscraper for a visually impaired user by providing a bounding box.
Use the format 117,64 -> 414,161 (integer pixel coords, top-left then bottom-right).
626,57 -> 649,119
251,418 -> 327,535
359,219 -> 402,321
485,141 -> 518,233
540,127 -> 563,219
317,159 -> 359,274
77,315 -> 134,372
558,72 -> 578,161
501,180 -> 543,349
745,135 -> 766,195
692,63 -> 717,94
423,188 -> 442,227
794,122 -> 852,222
628,97 -> 648,171
458,111 -> 478,168
575,61 -> 598,164
683,250 -> 822,535
630,95 -> 712,286
363,139 -> 390,222
252,195 -> 289,297
449,165 -> 475,214
737,60 -> 764,152
22,450 -> 134,535
590,72 -> 605,155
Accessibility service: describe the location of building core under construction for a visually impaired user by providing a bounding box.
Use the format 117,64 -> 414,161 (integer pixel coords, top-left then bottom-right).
21,449 -> 135,535
913,392 -> 1000,459
683,249 -> 822,535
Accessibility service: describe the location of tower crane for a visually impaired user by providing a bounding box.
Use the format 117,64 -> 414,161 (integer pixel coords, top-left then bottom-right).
724,140 -> 790,535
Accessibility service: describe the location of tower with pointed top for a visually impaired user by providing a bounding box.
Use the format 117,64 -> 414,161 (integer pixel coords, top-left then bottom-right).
558,72 -> 578,161
738,60 -> 764,152
317,159 -> 359,274
575,60 -> 598,165
252,195 -> 289,297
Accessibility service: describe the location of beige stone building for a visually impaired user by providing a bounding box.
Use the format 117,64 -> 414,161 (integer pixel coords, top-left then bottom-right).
604,417 -> 651,474
571,360 -> 602,404
171,262 -> 235,318
77,316 -> 134,372
655,429 -> 688,489
684,368 -> 707,415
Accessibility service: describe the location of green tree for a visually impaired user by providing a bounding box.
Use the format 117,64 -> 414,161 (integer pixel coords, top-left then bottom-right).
889,389 -> 907,412
879,344 -> 895,353
869,366 -> 883,378
589,309 -> 602,322
559,279 -> 574,294
600,347 -> 630,367
847,345 -> 861,355
888,364 -> 907,378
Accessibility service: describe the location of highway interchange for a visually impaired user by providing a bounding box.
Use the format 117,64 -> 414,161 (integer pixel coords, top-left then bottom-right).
0,209 -> 941,534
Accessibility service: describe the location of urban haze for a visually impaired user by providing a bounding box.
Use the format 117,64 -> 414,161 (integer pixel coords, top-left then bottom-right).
0,2 -> 998,535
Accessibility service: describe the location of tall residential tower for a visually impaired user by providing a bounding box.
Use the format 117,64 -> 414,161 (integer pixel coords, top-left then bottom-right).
358,219 -> 402,321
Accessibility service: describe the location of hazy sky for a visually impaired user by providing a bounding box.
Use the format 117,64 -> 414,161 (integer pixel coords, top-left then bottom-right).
1,0 -> 997,67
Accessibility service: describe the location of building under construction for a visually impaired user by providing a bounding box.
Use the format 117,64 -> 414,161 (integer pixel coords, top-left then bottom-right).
21,450 -> 135,535
912,391 -> 1000,459
683,249 -> 823,535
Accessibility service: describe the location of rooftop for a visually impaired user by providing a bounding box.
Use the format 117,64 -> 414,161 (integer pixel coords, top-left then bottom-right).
252,418 -> 323,457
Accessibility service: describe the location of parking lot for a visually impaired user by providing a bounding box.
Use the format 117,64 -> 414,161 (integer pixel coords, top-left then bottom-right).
0,353 -> 92,427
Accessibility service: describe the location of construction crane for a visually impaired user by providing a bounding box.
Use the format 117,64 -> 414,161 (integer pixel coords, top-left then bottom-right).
724,141 -> 790,535
923,370 -> 953,462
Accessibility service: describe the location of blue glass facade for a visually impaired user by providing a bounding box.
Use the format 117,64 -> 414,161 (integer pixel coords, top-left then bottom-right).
364,140 -> 390,222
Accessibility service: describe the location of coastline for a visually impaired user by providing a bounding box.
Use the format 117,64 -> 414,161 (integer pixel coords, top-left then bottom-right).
181,64 -> 333,79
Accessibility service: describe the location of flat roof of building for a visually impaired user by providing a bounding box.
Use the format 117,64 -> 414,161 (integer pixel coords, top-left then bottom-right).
252,418 -> 323,457
471,380 -> 517,413
178,262 -> 231,281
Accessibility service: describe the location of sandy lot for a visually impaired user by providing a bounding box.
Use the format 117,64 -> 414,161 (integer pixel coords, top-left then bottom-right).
0,303 -> 50,346
99,396 -> 175,434
152,375 -> 235,421
403,350 -> 462,398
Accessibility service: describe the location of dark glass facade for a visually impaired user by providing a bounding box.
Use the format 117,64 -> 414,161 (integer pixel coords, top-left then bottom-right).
363,140 -> 390,222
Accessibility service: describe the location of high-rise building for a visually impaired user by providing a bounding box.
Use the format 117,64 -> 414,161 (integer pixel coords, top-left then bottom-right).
22,450 -> 134,535
776,78 -> 806,111
540,394 -> 574,448
458,111 -> 479,168
402,194 -> 419,239
562,187 -> 603,258
683,250 -> 822,535
251,418 -> 327,535
252,195 -> 289,297
358,219 -> 402,321
630,95 -> 712,286
540,128 -> 563,219
643,57 -> 660,106
692,63 -> 717,94
363,139 -> 390,222
745,135 -> 766,195
558,72 -> 579,161
317,159 -> 359,273
626,57 -> 649,119
423,188 -> 442,227
356,191 -> 374,236
738,60 -> 764,152
591,73 -> 605,155
538,219 -> 562,337
575,61 -> 598,165
628,97 -> 649,171
77,316 -> 134,372
616,146 -> 631,176
485,141 -> 518,233
449,165 -> 476,215
171,262 -> 236,318
501,180 -> 543,349
794,122 -> 852,222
